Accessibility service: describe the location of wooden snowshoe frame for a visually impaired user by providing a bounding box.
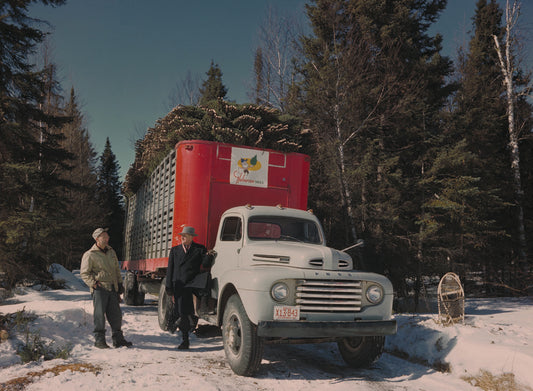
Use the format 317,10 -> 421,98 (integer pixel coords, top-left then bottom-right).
437,272 -> 464,326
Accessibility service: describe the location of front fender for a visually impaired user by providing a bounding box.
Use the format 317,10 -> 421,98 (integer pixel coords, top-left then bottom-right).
216,266 -> 304,325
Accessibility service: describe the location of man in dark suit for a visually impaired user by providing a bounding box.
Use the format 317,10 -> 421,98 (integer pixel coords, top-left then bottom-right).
165,226 -> 211,349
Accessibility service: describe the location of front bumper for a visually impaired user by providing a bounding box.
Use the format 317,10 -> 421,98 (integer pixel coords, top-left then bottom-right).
257,319 -> 397,338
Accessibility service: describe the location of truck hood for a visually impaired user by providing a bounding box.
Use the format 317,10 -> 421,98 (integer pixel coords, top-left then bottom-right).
243,241 -> 353,271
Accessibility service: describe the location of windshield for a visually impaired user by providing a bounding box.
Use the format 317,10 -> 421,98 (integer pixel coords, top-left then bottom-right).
247,216 -> 322,244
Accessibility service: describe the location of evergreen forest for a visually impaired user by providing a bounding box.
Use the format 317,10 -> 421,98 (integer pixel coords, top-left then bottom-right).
1,0 -> 532,304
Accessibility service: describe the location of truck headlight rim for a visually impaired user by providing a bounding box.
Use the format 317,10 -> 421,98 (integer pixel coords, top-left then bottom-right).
271,282 -> 289,302
366,284 -> 384,304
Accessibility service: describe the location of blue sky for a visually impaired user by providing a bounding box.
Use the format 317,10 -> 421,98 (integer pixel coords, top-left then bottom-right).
29,0 -> 532,179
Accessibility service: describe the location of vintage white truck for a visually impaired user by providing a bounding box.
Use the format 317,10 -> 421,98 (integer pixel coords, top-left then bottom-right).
122,140 -> 396,376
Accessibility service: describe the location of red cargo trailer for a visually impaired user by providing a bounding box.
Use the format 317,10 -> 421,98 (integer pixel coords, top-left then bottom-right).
121,140 -> 310,304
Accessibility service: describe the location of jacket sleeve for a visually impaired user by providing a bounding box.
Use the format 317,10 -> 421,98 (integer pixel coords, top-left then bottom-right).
165,247 -> 175,293
112,249 -> 122,287
80,251 -> 96,289
201,247 -> 213,269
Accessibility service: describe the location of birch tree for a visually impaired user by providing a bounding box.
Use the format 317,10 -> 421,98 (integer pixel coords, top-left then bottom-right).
252,6 -> 302,112
492,0 -> 529,269
167,70 -> 201,108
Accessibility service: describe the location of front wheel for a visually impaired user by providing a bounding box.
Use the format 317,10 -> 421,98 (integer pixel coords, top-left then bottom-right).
337,336 -> 385,368
222,294 -> 264,376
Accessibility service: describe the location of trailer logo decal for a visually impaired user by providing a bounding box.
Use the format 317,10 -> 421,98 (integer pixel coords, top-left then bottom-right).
238,156 -> 261,173
230,147 -> 269,188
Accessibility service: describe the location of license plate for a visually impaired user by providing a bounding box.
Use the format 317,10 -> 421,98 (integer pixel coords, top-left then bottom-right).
273,305 -> 300,320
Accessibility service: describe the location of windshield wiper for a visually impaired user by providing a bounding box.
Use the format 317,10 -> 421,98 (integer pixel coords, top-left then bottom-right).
278,235 -> 303,242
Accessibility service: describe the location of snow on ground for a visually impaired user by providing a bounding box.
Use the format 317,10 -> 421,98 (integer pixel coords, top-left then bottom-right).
0,264 -> 532,391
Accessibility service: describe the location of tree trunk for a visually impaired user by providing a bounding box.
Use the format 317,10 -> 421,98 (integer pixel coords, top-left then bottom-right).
334,104 -> 358,246
492,0 -> 529,272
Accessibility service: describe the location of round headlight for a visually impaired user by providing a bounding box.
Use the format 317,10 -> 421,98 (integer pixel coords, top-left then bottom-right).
366,285 -> 383,304
271,282 -> 289,302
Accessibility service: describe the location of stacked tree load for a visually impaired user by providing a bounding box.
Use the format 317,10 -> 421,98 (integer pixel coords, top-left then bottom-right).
123,99 -> 312,196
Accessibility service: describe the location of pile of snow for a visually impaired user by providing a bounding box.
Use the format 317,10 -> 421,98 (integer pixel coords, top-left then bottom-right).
387,297 -> 533,387
0,264 -> 531,390
48,264 -> 87,290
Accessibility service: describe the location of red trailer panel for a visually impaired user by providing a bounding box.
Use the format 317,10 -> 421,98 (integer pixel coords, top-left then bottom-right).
122,140 -> 309,274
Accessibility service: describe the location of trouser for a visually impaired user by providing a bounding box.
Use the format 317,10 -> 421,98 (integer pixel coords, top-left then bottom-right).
173,287 -> 194,334
92,288 -> 122,335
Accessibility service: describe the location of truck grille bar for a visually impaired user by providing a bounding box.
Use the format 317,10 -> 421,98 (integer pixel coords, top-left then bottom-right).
296,280 -> 362,313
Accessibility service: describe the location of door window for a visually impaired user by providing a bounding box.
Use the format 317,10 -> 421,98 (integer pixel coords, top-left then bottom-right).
220,216 -> 242,241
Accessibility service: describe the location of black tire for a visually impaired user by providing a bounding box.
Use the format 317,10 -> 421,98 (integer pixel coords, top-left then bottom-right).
134,289 -> 145,306
337,336 -> 385,368
123,271 -> 145,306
158,277 -> 175,331
123,272 -> 137,306
222,294 -> 264,376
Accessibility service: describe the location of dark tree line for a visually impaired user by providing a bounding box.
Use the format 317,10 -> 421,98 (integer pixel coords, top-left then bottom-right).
0,1 -> 124,287
143,0 -> 532,299
4,0 -> 530,299
286,0 -> 533,298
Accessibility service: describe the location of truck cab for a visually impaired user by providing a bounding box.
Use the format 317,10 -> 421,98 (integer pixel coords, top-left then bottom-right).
198,205 -> 396,376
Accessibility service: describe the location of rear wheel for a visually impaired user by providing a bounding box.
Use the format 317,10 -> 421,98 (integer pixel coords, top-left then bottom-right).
123,272 -> 144,306
337,336 -> 385,368
158,277 -> 174,331
134,288 -> 145,306
222,294 -> 264,376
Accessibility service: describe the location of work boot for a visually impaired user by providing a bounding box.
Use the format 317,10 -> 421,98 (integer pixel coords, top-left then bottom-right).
94,332 -> 110,349
112,330 -> 133,348
178,332 -> 189,350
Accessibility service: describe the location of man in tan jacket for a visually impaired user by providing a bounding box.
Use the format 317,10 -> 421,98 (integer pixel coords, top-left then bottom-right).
81,228 -> 132,349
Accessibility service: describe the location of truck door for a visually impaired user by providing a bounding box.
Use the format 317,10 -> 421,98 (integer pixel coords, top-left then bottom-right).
212,215 -> 243,277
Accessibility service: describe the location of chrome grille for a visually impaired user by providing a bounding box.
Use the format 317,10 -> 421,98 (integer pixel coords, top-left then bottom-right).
296,280 -> 362,313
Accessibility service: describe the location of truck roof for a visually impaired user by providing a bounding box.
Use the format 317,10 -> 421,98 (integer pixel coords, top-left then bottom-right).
223,205 -> 318,220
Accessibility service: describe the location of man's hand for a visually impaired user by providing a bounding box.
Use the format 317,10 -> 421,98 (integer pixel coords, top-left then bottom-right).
93,281 -> 101,290
166,287 -> 174,303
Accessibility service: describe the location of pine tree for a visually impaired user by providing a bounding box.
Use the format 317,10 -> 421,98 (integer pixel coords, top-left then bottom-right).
0,0 -> 69,287
198,61 -> 228,106
57,88 -> 101,269
96,138 -> 125,259
418,136 -> 503,278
